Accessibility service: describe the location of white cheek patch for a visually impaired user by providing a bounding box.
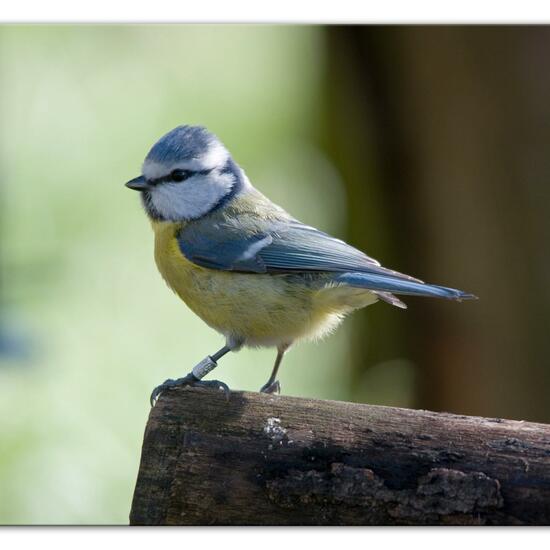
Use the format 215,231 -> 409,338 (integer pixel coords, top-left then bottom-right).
150,172 -> 235,220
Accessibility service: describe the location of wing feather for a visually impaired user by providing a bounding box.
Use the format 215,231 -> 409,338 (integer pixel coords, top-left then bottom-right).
178,216 -> 421,282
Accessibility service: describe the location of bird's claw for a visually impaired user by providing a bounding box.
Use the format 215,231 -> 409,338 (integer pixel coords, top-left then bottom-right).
150,374 -> 231,406
150,374 -> 194,407
260,380 -> 280,395
193,379 -> 231,401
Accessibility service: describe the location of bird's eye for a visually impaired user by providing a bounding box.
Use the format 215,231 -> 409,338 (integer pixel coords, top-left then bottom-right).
170,169 -> 191,182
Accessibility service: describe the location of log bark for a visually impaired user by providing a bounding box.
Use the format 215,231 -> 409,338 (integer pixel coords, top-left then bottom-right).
130,386 -> 550,525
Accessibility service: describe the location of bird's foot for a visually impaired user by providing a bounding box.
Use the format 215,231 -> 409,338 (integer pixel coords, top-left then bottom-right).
260,380 -> 280,395
150,374 -> 230,406
150,373 -> 196,406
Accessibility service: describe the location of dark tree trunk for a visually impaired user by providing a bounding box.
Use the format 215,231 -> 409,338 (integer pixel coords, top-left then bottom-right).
324,26 -> 550,422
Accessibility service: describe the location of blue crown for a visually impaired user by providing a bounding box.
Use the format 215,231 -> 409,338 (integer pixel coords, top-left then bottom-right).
145,125 -> 219,164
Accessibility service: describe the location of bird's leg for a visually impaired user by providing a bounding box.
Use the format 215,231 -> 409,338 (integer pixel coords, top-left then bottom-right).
150,345 -> 232,406
260,344 -> 289,394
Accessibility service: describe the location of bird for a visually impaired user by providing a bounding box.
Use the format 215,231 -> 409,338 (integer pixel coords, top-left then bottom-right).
125,125 -> 476,406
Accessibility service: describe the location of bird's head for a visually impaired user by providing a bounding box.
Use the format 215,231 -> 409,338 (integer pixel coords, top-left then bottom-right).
126,125 -> 246,221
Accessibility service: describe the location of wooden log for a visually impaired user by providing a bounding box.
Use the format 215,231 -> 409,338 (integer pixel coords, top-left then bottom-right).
130,386 -> 550,525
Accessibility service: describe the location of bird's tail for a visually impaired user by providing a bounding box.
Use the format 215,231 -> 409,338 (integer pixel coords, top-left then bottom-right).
335,272 -> 477,301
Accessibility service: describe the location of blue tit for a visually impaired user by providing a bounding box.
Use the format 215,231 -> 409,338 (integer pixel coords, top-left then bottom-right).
125,125 -> 476,405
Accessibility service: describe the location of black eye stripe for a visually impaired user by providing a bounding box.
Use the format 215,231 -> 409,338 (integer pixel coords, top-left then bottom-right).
148,168 -> 214,186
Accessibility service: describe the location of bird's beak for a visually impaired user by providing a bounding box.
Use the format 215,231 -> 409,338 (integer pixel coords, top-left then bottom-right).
125,175 -> 150,191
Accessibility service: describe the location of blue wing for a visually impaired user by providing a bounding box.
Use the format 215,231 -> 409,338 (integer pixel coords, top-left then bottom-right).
177,218 -> 476,301
178,219 -> 419,281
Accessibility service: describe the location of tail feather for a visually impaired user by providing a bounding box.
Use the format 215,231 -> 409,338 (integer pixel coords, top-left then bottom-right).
336,272 -> 477,301
374,291 -> 408,309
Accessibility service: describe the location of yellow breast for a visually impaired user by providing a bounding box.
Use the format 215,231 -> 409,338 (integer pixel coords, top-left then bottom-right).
150,220 -> 356,347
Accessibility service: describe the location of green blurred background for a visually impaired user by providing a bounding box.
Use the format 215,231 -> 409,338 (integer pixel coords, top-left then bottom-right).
1,25 -> 549,524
